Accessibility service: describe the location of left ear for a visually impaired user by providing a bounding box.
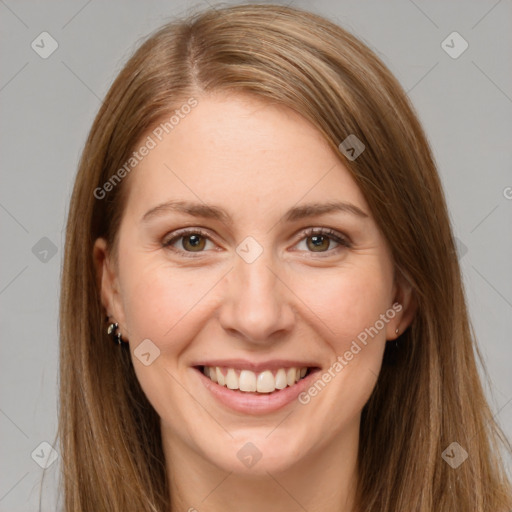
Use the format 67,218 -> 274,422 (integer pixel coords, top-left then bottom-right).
386,268 -> 418,340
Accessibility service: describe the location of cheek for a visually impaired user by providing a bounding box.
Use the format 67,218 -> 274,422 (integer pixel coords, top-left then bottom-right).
117,255 -> 216,420
291,264 -> 394,438
118,253 -> 219,352
291,260 -> 394,346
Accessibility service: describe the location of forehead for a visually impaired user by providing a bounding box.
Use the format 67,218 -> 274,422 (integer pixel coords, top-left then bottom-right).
122,93 -> 370,223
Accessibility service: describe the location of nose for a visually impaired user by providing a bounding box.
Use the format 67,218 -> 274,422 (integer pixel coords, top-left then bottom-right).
217,248 -> 296,345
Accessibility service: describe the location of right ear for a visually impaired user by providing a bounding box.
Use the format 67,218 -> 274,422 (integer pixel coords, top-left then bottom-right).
92,238 -> 125,327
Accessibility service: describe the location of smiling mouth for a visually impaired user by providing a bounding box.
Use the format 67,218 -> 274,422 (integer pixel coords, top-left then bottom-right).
194,365 -> 320,394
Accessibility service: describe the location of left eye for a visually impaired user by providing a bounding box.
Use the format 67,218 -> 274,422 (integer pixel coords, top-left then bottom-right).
295,228 -> 351,254
162,227 -> 350,257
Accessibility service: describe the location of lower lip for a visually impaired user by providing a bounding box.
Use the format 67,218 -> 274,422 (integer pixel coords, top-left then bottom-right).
193,367 -> 321,415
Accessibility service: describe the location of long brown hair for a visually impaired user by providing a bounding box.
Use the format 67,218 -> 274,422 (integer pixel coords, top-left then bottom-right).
56,3 -> 512,511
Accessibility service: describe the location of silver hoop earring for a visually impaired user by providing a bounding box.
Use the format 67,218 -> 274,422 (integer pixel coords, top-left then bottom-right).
107,321 -> 126,345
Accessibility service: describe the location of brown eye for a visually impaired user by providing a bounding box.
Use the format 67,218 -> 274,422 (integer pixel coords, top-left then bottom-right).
163,229 -> 214,256
181,233 -> 207,252
306,234 -> 331,252
295,228 -> 351,255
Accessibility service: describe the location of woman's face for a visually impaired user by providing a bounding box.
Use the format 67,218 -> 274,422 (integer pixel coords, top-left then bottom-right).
95,93 -> 412,476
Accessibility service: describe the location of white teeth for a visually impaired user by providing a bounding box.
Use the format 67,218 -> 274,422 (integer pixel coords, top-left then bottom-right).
201,366 -> 310,393
275,368 -> 288,389
239,370 -> 257,392
226,368 -> 238,390
216,367 -> 225,386
256,370 -> 274,393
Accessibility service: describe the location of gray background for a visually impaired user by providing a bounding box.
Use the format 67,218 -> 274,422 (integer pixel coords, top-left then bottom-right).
1,0 -> 511,510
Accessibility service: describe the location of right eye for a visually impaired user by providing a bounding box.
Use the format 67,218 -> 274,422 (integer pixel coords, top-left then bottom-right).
162,228 -> 217,257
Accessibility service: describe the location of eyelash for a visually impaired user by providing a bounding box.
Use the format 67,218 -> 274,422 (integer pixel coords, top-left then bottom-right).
162,227 -> 351,258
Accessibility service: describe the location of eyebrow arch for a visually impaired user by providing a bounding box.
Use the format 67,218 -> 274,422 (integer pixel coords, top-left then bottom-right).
141,199 -> 369,224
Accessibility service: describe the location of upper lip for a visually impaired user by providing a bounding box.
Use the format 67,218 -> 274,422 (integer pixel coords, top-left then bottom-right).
192,359 -> 321,373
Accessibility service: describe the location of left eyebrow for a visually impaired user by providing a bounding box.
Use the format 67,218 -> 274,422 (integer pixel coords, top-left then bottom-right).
283,201 -> 369,222
141,199 -> 369,225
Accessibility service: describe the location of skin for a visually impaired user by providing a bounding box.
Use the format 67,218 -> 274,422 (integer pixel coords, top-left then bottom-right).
94,93 -> 416,512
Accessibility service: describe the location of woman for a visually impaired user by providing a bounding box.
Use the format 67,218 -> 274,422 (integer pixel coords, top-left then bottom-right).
57,3 -> 512,511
